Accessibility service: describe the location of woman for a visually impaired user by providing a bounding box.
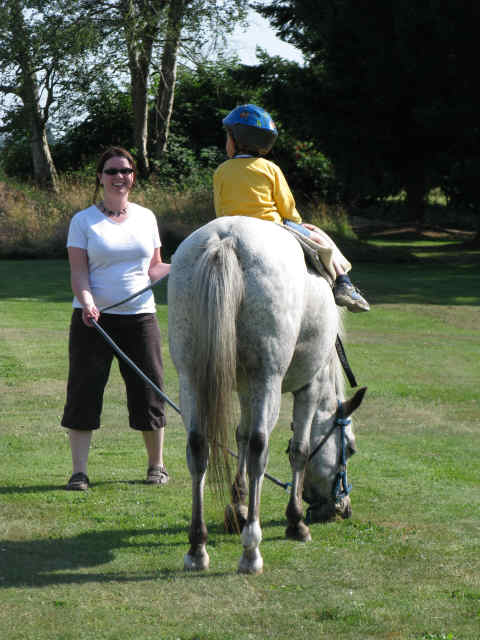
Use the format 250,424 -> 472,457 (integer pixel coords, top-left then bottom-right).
62,147 -> 170,490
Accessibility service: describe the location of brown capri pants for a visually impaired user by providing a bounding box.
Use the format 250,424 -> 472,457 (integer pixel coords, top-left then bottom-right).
61,310 -> 166,431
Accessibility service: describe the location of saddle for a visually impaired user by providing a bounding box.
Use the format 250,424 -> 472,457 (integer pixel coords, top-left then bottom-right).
282,224 -> 334,287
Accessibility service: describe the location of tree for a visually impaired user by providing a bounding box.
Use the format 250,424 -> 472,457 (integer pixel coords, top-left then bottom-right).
120,0 -> 168,176
79,0 -> 246,177
79,0 -> 170,177
0,0 -> 98,190
153,0 -> 186,156
256,0 -> 480,220
152,0 -> 247,161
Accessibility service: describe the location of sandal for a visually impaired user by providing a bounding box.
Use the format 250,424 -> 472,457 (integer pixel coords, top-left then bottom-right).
65,472 -> 89,491
145,465 -> 169,486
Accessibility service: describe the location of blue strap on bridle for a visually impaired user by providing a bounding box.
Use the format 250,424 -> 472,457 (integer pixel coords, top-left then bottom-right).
304,402 -> 353,523
333,407 -> 352,503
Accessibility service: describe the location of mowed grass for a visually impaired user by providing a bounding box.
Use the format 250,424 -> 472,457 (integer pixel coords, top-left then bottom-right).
0,242 -> 479,640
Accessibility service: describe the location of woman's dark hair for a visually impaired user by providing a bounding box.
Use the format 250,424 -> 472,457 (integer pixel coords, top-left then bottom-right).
93,146 -> 137,202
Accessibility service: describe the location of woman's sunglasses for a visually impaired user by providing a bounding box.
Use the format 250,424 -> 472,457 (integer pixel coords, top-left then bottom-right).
103,168 -> 134,175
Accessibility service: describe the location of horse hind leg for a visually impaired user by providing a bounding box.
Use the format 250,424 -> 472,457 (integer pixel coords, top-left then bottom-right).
224,398 -> 250,534
184,428 -> 210,571
224,473 -> 248,534
237,423 -> 270,574
238,384 -> 282,575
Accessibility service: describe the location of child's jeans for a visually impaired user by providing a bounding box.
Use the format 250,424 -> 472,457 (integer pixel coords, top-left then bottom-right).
282,219 -> 352,280
283,219 -> 311,237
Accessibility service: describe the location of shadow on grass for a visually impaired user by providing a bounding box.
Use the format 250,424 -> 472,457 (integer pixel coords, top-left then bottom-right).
354,253 -> 480,307
0,260 -> 169,305
350,226 -> 480,306
2,243 -> 478,307
0,260 -> 72,302
0,530 -> 239,587
0,482 -> 289,587
0,518 -> 289,588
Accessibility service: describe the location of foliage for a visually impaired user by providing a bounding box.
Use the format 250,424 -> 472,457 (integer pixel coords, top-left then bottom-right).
0,170 -> 366,258
2,1 -> 480,224
440,155 -> 480,215
255,0 -> 480,219
1,130 -> 33,177
52,88 -> 135,172
168,58 -> 265,152
0,0 -> 102,187
0,176 -> 91,258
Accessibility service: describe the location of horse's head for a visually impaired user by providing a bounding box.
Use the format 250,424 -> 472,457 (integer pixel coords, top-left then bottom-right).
303,387 -> 366,523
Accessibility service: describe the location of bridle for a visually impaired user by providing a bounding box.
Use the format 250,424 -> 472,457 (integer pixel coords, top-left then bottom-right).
304,401 -> 353,523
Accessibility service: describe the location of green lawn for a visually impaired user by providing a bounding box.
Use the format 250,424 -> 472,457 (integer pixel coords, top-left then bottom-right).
0,245 -> 479,640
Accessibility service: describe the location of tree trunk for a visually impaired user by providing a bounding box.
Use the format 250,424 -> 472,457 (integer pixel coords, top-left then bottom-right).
129,50 -> 151,177
153,0 -> 185,157
13,0 -> 58,192
121,0 -> 166,178
404,165 -> 428,227
22,71 -> 58,192
30,119 -> 59,192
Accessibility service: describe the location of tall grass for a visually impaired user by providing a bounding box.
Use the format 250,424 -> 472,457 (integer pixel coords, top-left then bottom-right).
0,172 -> 358,259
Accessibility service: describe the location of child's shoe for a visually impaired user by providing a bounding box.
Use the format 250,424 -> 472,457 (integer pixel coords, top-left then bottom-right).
334,275 -> 370,312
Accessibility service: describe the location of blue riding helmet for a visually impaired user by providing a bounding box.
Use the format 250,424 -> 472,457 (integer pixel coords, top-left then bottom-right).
222,104 -> 278,155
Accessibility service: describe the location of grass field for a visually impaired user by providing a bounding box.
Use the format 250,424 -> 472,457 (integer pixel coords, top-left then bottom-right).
0,237 -> 479,640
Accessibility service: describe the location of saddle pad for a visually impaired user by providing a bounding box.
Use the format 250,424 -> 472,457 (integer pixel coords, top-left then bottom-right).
282,224 -> 334,286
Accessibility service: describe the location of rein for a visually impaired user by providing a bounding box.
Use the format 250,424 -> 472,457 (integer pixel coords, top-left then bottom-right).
90,274 -> 182,414
91,277 -> 352,502
335,335 -> 357,388
99,274 -> 167,313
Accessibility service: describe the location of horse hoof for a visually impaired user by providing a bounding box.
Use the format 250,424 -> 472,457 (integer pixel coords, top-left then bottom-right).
285,523 -> 312,542
184,551 -> 209,571
238,565 -> 264,576
238,549 -> 263,575
238,558 -> 263,575
224,504 -> 247,534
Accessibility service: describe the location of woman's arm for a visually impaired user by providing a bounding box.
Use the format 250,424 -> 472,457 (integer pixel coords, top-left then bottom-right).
68,247 -> 99,326
148,248 -> 170,284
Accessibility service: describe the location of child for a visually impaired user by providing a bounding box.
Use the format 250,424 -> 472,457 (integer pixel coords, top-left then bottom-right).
213,104 -> 370,312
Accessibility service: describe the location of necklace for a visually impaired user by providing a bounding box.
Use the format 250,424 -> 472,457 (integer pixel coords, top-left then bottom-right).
99,201 -> 128,217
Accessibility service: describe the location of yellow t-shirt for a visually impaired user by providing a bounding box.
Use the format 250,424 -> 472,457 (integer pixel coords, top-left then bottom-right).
213,156 -> 302,224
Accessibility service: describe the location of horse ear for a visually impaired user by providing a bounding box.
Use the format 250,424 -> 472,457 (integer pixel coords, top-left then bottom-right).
342,386 -> 367,418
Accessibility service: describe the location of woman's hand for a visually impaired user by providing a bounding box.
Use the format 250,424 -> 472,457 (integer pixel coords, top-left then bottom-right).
68,247 -> 99,327
82,304 -> 100,327
148,248 -> 171,284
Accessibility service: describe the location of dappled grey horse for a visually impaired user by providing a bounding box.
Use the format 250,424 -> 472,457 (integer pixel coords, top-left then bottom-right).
168,216 -> 366,574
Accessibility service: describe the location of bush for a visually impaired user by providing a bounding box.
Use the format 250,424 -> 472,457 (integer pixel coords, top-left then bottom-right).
1,135 -> 33,178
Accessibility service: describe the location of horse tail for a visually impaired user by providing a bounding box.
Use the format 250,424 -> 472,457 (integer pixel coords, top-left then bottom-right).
191,235 -> 244,488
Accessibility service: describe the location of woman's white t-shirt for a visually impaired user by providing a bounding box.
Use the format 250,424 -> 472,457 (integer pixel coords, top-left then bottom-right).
67,203 -> 161,314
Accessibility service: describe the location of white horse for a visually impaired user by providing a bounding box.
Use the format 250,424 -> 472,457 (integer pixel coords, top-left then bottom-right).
168,216 -> 366,574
